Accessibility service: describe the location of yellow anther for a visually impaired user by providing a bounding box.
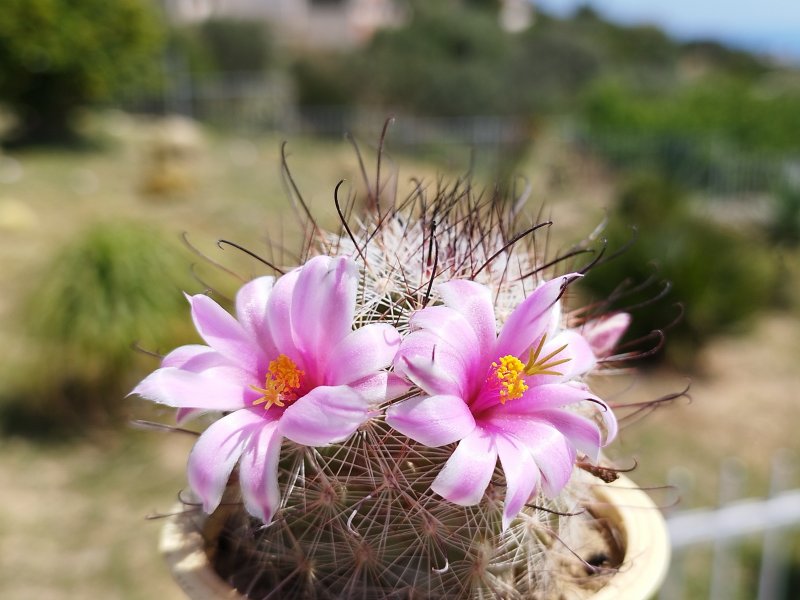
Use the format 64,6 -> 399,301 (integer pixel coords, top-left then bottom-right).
251,354 -> 304,411
522,333 -> 571,377
491,355 -> 529,404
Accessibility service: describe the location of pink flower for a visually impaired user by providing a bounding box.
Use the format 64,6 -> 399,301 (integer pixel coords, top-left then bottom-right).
133,256 -> 403,523
386,276 -> 619,529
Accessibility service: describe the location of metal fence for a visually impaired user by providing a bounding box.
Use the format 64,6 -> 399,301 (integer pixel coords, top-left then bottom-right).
661,455 -> 800,600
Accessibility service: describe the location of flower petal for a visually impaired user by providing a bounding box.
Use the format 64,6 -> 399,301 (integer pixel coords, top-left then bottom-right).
501,420 -> 575,497
238,418 -> 283,523
324,323 -> 401,386
523,330 -> 596,386
431,428 -> 497,506
491,383 -> 618,445
552,330 -> 596,377
131,367 -> 252,410
386,394 -> 476,447
291,256 -> 358,376
265,267 -> 302,363
188,293 -> 259,374
187,408 -> 269,514
154,345 -> 248,424
348,372 -> 411,405
492,382 -> 602,415
161,344 -> 226,370
496,435 -> 539,531
236,276 -> 279,361
495,275 -> 577,359
583,312 -> 631,357
176,407 -> 200,424
394,329 -> 474,397
532,409 -> 603,461
407,306 -> 484,395
279,385 -> 368,446
437,279 -> 497,356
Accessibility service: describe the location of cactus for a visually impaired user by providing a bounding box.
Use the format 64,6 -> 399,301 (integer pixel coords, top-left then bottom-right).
212,423 -> 619,599
204,178 -> 621,599
140,151 -> 636,599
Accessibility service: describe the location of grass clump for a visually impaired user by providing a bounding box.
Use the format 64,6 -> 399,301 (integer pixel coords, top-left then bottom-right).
3,221 -> 191,435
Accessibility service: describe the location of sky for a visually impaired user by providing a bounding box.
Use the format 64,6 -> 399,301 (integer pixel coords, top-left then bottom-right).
534,0 -> 800,62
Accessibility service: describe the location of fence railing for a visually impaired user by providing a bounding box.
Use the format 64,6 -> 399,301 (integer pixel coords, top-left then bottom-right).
660,455 -> 799,600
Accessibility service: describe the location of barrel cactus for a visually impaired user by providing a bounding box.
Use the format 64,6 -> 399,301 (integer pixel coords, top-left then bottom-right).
135,171 -> 633,598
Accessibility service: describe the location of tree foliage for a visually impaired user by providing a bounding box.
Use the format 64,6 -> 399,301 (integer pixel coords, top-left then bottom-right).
0,0 -> 163,143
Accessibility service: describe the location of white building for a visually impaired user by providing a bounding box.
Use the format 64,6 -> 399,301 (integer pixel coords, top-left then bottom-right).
164,0 -> 409,49
165,0 -> 535,48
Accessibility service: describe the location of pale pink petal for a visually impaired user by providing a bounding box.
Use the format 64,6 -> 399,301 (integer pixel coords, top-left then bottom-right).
502,420 -> 575,497
131,367 -> 253,410
152,346 -> 249,424
238,418 -> 283,523
161,345 -> 226,370
495,275 -> 577,359
188,293 -> 260,374
291,256 -> 357,376
323,324 -> 401,385
489,382 -> 601,416
187,408 -> 268,514
532,409 -> 603,461
599,399 -> 618,443
582,313 -> 631,357
431,428 -> 497,506
437,279 -> 497,355
235,276 -> 279,361
348,372 -> 411,405
265,267 -> 302,363
386,394 -> 476,447
279,385 -> 368,446
176,407 -> 200,424
552,330 -> 596,377
394,329 -> 474,397
505,382 -> 618,444
395,352 -> 464,398
523,330 -> 596,387
408,306 -> 483,395
496,435 -> 539,530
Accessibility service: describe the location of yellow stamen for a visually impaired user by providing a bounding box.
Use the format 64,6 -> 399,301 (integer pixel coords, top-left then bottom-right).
250,354 -> 304,411
491,355 -> 529,404
522,333 -> 571,377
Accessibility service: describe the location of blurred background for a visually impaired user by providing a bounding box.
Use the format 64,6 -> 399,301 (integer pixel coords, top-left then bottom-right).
0,1 -> 798,598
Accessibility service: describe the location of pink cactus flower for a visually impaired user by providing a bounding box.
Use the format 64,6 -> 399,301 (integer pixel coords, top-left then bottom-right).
386,276 -> 620,529
133,256 -> 402,523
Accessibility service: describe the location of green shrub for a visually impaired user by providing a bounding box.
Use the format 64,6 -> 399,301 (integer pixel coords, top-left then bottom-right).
292,54 -> 357,108
8,222 -> 191,432
0,0 -> 164,144
769,181 -> 800,246
354,2 -> 514,116
581,173 -> 779,367
582,79 -> 800,155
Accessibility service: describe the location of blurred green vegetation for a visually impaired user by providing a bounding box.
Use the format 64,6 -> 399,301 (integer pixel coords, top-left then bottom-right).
2,223 -> 191,435
581,172 -> 780,367
770,180 -> 800,247
169,18 -> 275,81
353,3 -> 517,116
0,0 -> 164,145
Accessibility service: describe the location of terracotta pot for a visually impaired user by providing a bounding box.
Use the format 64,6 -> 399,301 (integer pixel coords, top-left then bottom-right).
160,475 -> 669,600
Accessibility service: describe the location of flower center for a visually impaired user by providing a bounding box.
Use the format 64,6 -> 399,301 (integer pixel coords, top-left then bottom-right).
491,355 -> 528,404
488,334 -> 572,404
251,354 -> 304,411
